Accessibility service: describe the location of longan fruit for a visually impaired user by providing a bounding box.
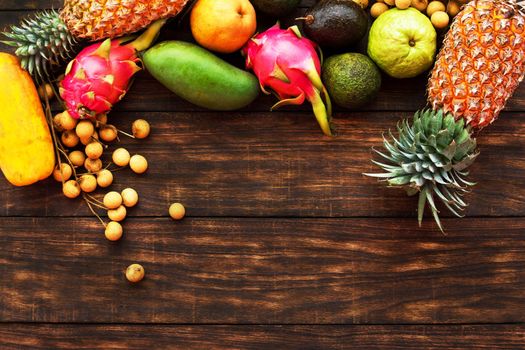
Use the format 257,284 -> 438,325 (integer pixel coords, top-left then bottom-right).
384,0 -> 395,5
37,84 -> 54,100
84,158 -> 103,173
85,142 -> 104,160
395,0 -> 411,9
431,10 -> 449,28
97,169 -> 114,188
104,191 -> 122,209
129,155 -> 148,174
112,148 -> 130,167
169,203 -> 185,220
61,130 -> 79,148
105,221 -> 123,241
108,205 -> 127,222
53,163 -> 72,182
427,0 -> 445,16
447,0 -> 460,16
121,188 -> 139,208
125,264 -> 145,283
411,0 -> 428,11
99,125 -> 118,142
63,180 -> 81,199
352,0 -> 368,9
61,111 -> 78,131
96,113 -> 108,125
371,2 -> 389,17
69,150 -> 86,167
53,113 -> 65,131
80,131 -> 98,146
79,174 -> 97,193
132,119 -> 151,139
76,120 -> 95,139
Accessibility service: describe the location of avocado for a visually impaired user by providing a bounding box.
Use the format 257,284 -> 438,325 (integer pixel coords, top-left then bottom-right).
250,0 -> 301,18
322,53 -> 381,109
301,0 -> 368,51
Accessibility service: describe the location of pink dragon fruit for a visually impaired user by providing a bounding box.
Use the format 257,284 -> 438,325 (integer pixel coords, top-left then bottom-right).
243,24 -> 332,136
60,20 -> 166,119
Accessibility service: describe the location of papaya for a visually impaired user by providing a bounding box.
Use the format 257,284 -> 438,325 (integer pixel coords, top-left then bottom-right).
143,41 -> 260,111
0,53 -> 55,186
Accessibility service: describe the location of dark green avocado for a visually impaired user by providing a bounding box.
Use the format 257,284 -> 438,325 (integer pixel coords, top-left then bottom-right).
301,0 -> 368,51
250,0 -> 301,18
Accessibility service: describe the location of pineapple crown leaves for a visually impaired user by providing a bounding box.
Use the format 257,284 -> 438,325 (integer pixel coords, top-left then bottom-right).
2,10 -> 79,83
364,109 -> 480,232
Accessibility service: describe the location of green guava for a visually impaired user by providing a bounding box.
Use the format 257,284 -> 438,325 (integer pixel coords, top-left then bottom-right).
367,8 -> 436,79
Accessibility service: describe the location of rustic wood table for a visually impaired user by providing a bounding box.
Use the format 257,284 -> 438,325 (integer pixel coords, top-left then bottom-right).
1,1 -> 525,349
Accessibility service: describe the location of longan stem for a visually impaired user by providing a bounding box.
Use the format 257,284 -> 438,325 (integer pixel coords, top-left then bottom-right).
83,194 -> 106,227
84,193 -> 106,207
117,129 -> 135,139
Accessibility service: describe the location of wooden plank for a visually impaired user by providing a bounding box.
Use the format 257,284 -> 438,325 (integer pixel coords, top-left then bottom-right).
1,12 -> 525,114
0,324 -> 524,349
0,217 -> 524,323
0,111 -> 524,218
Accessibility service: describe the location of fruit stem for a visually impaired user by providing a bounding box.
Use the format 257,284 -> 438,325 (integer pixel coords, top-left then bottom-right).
129,19 -> 167,52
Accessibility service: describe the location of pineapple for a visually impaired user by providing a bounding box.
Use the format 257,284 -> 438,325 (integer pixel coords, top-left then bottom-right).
368,0 -> 525,230
2,0 -> 189,82
428,0 -> 525,128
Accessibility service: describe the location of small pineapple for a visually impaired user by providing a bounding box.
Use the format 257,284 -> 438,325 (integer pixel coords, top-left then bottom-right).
428,0 -> 525,128
1,10 -> 79,82
368,0 -> 525,230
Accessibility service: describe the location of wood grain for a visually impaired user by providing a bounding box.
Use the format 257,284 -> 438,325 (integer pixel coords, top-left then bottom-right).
0,324 -> 524,349
0,111 -> 523,218
0,217 -> 524,324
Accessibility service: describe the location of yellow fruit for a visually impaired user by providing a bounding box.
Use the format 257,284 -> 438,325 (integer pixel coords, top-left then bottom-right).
384,0 -> 395,5
108,205 -> 127,222
371,2 -> 389,17
411,0 -> 428,11
105,221 -> 123,241
169,203 -> 186,220
61,111 -> 77,131
76,120 -> 94,139
0,53 -> 55,186
61,130 -> 80,148
79,174 -> 97,193
129,155 -> 148,174
395,0 -> 411,9
96,169 -> 113,188
85,142 -> 104,160
431,10 -> 449,28
37,84 -> 54,100
112,148 -> 130,167
121,188 -> 139,208
53,163 -> 73,182
426,1 -> 445,16
63,180 -> 81,199
125,264 -> 145,283
132,119 -> 151,139
447,0 -> 460,16
352,0 -> 369,9
69,150 -> 86,167
84,158 -> 103,173
104,191 -> 122,209
99,125 -> 118,142
190,0 -> 257,53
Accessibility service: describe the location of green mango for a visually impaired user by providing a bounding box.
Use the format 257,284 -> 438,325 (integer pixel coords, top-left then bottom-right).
143,41 -> 259,111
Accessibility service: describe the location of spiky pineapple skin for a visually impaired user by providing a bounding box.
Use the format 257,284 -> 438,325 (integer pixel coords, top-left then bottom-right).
428,0 -> 525,129
60,0 -> 189,41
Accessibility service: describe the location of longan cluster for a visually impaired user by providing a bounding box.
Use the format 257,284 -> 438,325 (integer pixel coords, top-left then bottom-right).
369,0 -> 466,29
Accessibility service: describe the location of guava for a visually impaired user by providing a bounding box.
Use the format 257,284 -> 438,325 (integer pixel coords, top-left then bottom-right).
367,8 -> 436,79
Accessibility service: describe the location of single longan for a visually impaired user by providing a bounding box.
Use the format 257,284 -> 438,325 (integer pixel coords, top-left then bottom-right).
63,180 -> 81,199
96,113 -> 108,126
76,120 -> 95,139
411,0 -> 428,11
384,0 -> 395,5
85,142 -> 104,160
431,10 -> 449,28
126,264 -> 145,283
53,163 -> 72,182
395,0 -> 411,9
371,2 -> 389,17
108,205 -> 127,222
427,0 -> 445,16
104,191 -> 123,209
60,111 -> 77,131
84,158 -> 103,173
79,174 -> 97,193
169,203 -> 185,220
447,0 -> 460,16
105,221 -> 123,241
352,0 -> 368,8
99,125 -> 118,142
68,151 -> 85,167
129,155 -> 148,174
53,113 -> 65,132
112,148 -> 131,167
61,130 -> 80,148
37,84 -> 54,100
121,188 -> 139,208
97,169 -> 114,188
132,119 -> 151,139
80,131 -> 98,146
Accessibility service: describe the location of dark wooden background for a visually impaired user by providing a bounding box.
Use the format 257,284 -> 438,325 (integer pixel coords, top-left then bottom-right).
1,1 -> 525,348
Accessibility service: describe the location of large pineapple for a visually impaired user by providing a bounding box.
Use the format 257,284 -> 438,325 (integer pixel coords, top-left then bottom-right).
2,0 -> 189,81
368,0 -> 525,230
